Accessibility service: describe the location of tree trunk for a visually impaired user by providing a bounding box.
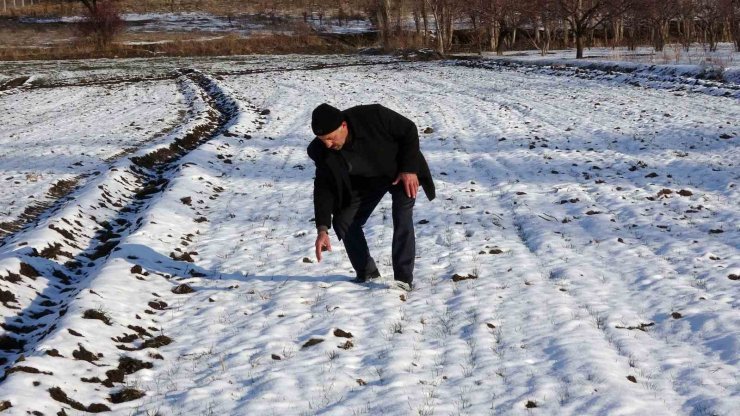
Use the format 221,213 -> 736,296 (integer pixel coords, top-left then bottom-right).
576,30 -> 584,58
422,1 -> 428,47
496,26 -> 506,55
377,0 -> 391,50
732,1 -> 740,51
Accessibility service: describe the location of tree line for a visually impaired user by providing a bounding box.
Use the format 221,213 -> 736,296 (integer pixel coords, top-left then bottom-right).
362,0 -> 740,57
9,0 -> 740,57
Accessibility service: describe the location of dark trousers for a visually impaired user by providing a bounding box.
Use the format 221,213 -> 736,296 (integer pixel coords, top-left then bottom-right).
332,182 -> 416,284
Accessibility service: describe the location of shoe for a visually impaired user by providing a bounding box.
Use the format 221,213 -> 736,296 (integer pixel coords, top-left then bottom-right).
393,280 -> 413,292
352,269 -> 381,283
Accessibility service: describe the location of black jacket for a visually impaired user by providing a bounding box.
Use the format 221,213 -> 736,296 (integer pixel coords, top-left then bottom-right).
307,104 -> 435,230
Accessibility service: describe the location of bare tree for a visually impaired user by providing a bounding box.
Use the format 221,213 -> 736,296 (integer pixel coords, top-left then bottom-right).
638,0 -> 679,52
726,0 -> 740,51
695,0 -> 724,51
556,0 -> 631,58
426,0 -> 461,54
77,0 -> 123,47
521,0 -> 558,55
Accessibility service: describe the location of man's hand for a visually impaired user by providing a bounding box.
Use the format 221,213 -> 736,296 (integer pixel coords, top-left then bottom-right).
393,172 -> 419,199
315,231 -> 332,262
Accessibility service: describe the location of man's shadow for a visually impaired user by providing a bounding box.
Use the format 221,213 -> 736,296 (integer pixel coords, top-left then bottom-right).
112,243 -> 387,289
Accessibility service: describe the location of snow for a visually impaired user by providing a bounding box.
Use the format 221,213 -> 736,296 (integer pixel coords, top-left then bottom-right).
472,43 -> 740,88
19,12 -> 307,37
0,55 -> 738,415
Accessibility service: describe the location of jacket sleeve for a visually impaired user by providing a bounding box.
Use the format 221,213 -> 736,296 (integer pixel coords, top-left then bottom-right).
313,166 -> 334,230
377,105 -> 420,173
308,140 -> 334,230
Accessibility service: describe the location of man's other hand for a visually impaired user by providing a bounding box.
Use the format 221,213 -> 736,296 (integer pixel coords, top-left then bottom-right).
393,172 -> 419,199
315,231 -> 332,262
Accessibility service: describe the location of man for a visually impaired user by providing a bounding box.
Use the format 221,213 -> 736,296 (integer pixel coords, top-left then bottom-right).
307,103 -> 435,292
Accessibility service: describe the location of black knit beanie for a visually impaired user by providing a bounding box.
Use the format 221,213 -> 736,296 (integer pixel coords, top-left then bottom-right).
311,103 -> 344,136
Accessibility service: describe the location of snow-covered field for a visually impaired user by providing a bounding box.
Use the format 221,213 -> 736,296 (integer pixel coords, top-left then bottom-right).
0,55 -> 738,415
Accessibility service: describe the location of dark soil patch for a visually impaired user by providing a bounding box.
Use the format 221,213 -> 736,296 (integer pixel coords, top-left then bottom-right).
87,241 -> 118,261
48,387 -> 86,412
671,312 -> 683,319
48,224 -> 76,241
28,309 -> 54,319
302,338 -> 324,349
19,262 -> 40,278
132,148 -> 178,171
0,400 -> 11,411
67,328 -> 83,337
118,356 -> 153,375
172,283 -> 194,294
141,335 -> 172,349
678,189 -> 693,196
104,369 -> 124,384
46,349 -> 63,357
180,196 -> 192,205
615,322 -> 655,331
49,387 -> 111,413
0,76 -> 30,91
729,274 -> 739,281
87,403 -> 111,413
170,252 -> 194,262
127,325 -> 152,337
708,229 -> 724,234
114,333 -> 139,343
109,388 -> 145,403
338,340 -> 354,350
333,329 -> 353,338
1,271 -> 22,284
82,309 -> 113,325
52,269 -> 72,284
525,400 -> 538,408
627,375 -> 637,383
0,289 -> 17,305
1,322 -> 41,334
39,243 -> 72,260
72,344 -> 100,362
148,300 -> 168,310
130,264 -> 143,274
81,376 -> 103,383
0,335 -> 25,351
6,366 -> 53,375
452,273 -> 478,282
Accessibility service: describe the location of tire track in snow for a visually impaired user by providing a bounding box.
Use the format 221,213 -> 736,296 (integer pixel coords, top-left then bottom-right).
0,70 -> 244,413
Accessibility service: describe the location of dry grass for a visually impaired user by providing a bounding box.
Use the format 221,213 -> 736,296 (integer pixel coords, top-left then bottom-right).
0,0 -> 327,17
0,31 -> 349,61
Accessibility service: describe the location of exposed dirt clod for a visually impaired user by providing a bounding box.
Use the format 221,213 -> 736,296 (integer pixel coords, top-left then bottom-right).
82,309 -> 113,326
18,263 -> 40,278
72,344 -> 100,362
118,356 -> 153,375
108,388 -> 145,403
302,338 -> 324,349
0,335 -> 25,351
452,273 -> 478,282
141,335 -> 173,349
172,283 -> 195,294
333,329 -> 353,338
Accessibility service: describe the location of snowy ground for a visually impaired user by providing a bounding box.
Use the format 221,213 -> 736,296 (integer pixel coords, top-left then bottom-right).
0,55 -> 738,415
488,43 -> 739,67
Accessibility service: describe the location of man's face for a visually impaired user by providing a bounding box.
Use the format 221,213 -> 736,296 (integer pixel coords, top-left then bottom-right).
318,121 -> 348,151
